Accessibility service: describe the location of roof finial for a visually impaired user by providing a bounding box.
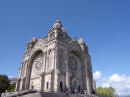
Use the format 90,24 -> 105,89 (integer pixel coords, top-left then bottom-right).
78,38 -> 85,44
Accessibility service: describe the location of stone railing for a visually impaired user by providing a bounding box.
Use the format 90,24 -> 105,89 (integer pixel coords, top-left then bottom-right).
1,89 -> 37,97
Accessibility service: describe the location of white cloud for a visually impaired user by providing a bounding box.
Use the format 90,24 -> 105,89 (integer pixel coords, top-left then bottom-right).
108,74 -> 126,83
93,71 -> 102,80
93,71 -> 130,96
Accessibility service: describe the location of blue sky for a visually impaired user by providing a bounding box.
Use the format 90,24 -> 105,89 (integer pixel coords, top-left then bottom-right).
0,0 -> 130,95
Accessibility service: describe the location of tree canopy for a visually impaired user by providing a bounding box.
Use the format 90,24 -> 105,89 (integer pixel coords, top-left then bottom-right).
8,83 -> 16,92
0,74 -> 10,96
96,87 -> 117,97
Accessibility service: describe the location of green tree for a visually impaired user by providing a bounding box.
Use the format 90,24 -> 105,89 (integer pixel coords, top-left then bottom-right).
96,87 -> 117,97
0,74 -> 10,96
8,83 -> 16,92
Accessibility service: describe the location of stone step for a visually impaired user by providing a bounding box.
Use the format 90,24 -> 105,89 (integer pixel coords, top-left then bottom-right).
21,92 -> 87,97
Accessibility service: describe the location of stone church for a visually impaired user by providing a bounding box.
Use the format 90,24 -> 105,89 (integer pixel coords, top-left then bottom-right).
16,18 -> 96,94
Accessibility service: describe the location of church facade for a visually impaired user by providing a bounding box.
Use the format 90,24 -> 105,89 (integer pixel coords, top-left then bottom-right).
16,19 -> 96,94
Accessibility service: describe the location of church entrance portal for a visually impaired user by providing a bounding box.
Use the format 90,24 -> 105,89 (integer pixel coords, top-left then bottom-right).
70,78 -> 78,92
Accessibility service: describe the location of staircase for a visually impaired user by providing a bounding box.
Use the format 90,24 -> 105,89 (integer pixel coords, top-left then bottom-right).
21,92 -> 88,97
21,92 -> 98,97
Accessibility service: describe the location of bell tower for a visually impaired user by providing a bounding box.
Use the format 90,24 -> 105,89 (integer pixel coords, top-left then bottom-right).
48,18 -> 71,43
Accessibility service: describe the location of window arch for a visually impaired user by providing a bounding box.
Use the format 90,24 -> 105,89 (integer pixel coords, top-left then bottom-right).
31,50 -> 44,76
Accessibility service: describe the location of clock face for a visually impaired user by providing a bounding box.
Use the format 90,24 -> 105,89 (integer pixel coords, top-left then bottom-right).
32,52 -> 43,72
68,56 -> 78,71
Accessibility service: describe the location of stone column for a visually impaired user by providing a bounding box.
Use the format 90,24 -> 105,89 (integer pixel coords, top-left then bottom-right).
65,52 -> 70,89
22,77 -> 26,90
51,71 -> 54,92
79,55 -> 87,93
41,52 -> 47,91
15,79 -> 20,91
53,47 -> 59,92
41,73 -> 45,91
92,79 -> 96,94
25,60 -> 32,89
86,77 -> 91,95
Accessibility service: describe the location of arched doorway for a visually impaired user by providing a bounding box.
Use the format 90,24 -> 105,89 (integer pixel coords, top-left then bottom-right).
70,77 -> 78,92
78,86 -> 81,92
60,82 -> 63,92
68,53 -> 82,92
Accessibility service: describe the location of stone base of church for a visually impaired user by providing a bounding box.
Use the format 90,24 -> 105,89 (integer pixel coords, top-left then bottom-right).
2,91 -> 99,97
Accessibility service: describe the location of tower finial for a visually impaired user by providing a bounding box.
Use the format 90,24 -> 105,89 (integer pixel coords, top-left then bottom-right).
56,17 -> 61,23
53,18 -> 62,28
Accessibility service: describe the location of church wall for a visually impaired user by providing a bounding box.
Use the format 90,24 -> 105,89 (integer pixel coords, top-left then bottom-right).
44,74 -> 52,92
19,80 -> 23,90
58,49 -> 66,73
30,76 -> 42,91
53,72 -> 58,92
47,49 -> 55,73
59,74 -> 66,92
84,54 -> 95,94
